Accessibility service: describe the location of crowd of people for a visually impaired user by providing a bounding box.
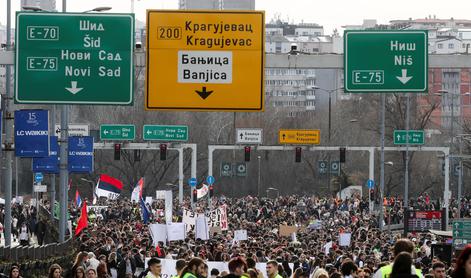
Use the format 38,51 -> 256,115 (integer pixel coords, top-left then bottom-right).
2,194 -> 471,278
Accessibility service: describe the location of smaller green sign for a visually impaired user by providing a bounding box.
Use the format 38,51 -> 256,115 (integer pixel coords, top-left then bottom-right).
143,125 -> 188,141
393,130 -> 425,145
453,219 -> 471,249
100,124 -> 135,140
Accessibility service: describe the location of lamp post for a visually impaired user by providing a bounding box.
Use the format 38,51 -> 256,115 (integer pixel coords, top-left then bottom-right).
314,86 -> 344,196
435,91 -> 471,201
257,156 -> 261,197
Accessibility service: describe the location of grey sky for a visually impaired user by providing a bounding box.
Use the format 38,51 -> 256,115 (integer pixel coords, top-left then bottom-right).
1,0 -> 471,34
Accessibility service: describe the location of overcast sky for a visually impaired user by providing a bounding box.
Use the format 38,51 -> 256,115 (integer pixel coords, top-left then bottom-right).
1,0 -> 471,34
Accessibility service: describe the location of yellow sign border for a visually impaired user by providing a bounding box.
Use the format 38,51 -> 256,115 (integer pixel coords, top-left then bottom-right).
145,9 -> 265,112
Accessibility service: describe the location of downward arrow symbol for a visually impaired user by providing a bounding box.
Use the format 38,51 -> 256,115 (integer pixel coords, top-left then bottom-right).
396,69 -> 413,84
65,81 -> 83,95
195,87 -> 213,100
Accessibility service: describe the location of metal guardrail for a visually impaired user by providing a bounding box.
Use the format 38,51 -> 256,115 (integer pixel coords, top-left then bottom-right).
0,239 -> 72,263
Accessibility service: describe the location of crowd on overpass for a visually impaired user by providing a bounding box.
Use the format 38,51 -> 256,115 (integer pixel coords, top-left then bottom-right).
2,194 -> 471,277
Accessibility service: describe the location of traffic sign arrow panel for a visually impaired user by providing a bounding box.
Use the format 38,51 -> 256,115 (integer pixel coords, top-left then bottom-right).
344,30 -> 428,93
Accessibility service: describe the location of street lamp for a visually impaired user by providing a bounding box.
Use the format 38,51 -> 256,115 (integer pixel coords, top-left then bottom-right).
22,6 -> 43,11
83,7 -> 112,13
313,86 -> 344,142
257,156 -> 261,197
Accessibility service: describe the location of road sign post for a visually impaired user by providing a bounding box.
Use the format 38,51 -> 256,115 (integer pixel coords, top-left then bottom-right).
143,125 -> 188,141
279,129 -> 320,145
393,130 -> 425,145
15,13 -> 134,104
100,124 -> 135,140
146,10 -> 265,111
344,30 -> 428,93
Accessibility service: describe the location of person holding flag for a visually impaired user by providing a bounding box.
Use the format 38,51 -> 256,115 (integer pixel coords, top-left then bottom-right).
75,201 -> 88,236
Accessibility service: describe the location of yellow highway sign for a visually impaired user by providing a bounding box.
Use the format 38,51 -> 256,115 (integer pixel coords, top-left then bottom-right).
146,10 -> 265,111
279,129 -> 321,145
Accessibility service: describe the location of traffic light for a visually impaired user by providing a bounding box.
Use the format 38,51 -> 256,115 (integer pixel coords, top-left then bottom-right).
244,146 -> 251,162
192,188 -> 198,203
209,185 -> 214,198
160,144 -> 167,161
295,147 -> 302,163
340,147 -> 346,163
114,143 -> 121,160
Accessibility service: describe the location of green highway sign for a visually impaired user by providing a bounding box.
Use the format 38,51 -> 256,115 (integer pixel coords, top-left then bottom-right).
143,125 -> 188,141
453,219 -> 471,249
100,125 -> 135,140
15,12 -> 134,104
344,30 -> 428,93
393,130 -> 425,145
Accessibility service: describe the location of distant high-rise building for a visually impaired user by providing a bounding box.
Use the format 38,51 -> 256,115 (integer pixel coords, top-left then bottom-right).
179,0 -> 255,10
179,0 -> 220,10
21,0 -> 56,11
221,0 -> 255,10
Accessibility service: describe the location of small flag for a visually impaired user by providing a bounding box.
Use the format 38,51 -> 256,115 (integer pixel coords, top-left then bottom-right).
131,178 -> 144,203
140,197 -> 150,224
75,190 -> 82,207
75,201 -> 88,236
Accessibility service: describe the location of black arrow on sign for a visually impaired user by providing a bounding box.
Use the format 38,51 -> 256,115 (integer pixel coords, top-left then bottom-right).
282,134 -> 286,140
195,86 -> 213,100
240,133 -> 244,140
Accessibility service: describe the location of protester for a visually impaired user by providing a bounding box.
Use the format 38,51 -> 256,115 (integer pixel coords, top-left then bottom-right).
181,258 -> 206,278
9,264 -> 22,278
451,244 -> 471,278
431,262 -> 446,278
48,264 -> 63,278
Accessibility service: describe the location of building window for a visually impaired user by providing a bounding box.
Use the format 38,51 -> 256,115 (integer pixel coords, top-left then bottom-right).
448,43 -> 454,49
438,43 -> 443,49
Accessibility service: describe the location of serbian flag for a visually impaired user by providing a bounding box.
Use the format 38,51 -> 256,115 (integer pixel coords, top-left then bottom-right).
75,201 -> 88,236
95,174 -> 123,200
75,190 -> 82,207
131,178 -> 144,203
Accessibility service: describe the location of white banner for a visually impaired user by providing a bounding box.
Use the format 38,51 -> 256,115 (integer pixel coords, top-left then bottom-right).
183,205 -> 228,231
234,229 -> 248,241
95,187 -> 120,200
131,186 -> 140,203
166,223 -> 186,241
165,191 -> 173,223
87,206 -> 108,213
195,215 -> 209,240
149,223 -> 167,247
145,258 -> 291,278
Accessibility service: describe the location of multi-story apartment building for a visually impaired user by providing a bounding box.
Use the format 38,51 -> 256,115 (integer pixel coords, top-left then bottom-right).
179,0 -> 255,10
21,0 -> 56,11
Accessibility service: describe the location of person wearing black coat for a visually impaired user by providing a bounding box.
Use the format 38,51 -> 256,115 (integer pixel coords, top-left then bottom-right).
117,250 -> 136,277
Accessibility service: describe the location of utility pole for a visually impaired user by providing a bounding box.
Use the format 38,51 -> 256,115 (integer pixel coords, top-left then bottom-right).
405,94 -> 410,209
379,94 -> 386,230
2,0 -> 13,246
58,0 -> 69,242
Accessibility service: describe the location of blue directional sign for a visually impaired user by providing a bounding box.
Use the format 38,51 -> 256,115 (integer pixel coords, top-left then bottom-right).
33,136 -> 59,174
14,110 -> 49,157
68,136 -> 94,173
189,178 -> 197,187
367,179 -> 375,189
34,172 -> 43,183
206,176 -> 215,185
